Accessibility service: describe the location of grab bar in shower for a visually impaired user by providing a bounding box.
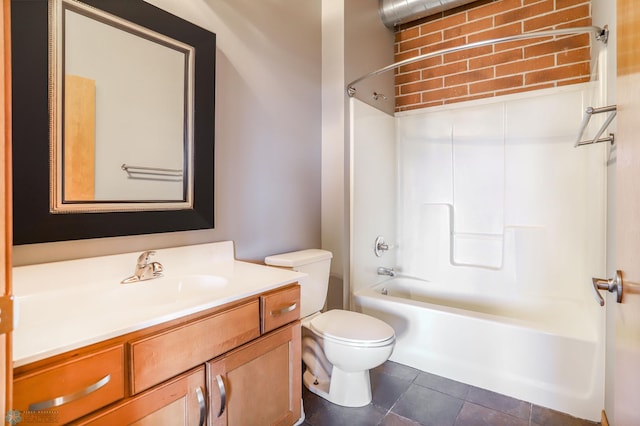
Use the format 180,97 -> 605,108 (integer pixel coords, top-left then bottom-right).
574,105 -> 617,147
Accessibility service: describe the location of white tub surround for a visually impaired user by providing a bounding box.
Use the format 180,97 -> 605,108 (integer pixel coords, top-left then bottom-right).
12,241 -> 305,367
350,83 -> 609,422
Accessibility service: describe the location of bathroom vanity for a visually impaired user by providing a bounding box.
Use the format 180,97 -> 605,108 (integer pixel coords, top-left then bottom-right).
11,242 -> 304,425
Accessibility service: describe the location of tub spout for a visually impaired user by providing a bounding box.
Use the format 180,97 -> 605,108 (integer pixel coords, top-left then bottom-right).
377,267 -> 396,277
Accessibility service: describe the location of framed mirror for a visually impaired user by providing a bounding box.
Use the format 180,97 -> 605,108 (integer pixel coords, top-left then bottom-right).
12,0 -> 216,245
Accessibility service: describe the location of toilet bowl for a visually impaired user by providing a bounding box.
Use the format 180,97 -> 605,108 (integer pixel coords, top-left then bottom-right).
301,310 -> 395,407
265,249 -> 396,408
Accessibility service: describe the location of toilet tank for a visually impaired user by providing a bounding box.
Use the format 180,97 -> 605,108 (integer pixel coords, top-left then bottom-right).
264,249 -> 332,318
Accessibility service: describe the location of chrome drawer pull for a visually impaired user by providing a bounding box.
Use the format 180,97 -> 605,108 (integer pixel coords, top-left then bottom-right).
270,303 -> 297,317
29,374 -> 111,411
195,386 -> 206,426
215,374 -> 227,418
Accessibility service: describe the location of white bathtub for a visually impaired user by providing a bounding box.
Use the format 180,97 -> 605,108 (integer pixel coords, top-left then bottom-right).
353,277 -> 604,421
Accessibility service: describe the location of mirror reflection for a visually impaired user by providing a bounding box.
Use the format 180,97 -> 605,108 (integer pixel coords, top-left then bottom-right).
11,0 -> 216,245
52,0 -> 194,212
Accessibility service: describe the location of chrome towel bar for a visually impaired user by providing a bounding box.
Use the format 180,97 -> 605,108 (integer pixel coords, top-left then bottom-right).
121,164 -> 183,177
575,105 -> 617,147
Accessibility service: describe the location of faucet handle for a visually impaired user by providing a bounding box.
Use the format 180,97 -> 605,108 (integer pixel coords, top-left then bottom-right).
137,250 -> 156,265
374,236 -> 394,257
151,262 -> 164,274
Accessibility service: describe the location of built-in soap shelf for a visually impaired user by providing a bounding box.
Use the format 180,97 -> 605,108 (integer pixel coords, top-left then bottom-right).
575,104 -> 617,147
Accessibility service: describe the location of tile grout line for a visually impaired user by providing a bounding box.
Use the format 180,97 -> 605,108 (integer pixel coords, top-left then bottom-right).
376,371 -> 419,425
452,398 -> 466,426
411,371 -> 468,426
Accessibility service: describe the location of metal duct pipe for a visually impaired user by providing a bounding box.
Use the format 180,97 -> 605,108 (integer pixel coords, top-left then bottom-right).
379,0 -> 480,28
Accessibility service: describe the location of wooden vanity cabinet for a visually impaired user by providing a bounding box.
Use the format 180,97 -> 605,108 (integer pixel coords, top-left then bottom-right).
207,286 -> 302,426
207,322 -> 301,426
14,284 -> 301,426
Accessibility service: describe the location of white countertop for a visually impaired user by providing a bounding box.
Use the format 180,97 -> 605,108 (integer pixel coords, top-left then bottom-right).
12,241 -> 305,367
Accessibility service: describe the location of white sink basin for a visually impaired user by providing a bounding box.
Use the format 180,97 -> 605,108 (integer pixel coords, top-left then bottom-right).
118,274 -> 229,306
15,274 -> 229,328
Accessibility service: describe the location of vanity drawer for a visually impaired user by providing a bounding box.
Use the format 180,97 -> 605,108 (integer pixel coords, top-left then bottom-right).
130,300 -> 260,394
261,284 -> 300,334
13,345 -> 125,425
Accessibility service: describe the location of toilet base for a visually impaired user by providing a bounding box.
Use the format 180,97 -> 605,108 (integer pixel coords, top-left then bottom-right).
303,367 -> 372,407
293,399 -> 305,426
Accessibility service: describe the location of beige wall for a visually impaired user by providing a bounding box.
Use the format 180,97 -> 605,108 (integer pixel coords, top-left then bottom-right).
321,0 -> 347,309
14,0 -> 322,266
321,0 -> 394,308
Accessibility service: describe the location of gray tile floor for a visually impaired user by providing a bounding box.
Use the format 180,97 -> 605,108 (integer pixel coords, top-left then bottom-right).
301,361 -> 600,426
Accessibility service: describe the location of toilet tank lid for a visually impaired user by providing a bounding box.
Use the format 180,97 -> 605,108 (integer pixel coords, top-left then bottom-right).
265,249 -> 333,267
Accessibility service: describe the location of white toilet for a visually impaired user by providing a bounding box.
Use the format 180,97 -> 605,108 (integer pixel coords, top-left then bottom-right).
265,249 -> 395,408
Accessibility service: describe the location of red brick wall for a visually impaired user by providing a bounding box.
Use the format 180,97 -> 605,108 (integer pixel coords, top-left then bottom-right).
394,0 -> 592,112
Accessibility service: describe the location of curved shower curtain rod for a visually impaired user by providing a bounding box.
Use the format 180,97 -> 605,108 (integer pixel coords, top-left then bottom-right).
346,25 -> 609,97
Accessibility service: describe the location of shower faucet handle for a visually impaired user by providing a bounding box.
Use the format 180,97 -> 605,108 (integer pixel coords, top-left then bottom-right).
374,236 -> 393,257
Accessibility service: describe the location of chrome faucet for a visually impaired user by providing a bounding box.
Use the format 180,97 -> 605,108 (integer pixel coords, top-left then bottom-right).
377,267 -> 396,277
121,250 -> 164,284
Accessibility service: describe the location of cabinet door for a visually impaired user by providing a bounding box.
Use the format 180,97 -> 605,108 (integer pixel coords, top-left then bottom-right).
74,366 -> 207,426
208,322 -> 301,426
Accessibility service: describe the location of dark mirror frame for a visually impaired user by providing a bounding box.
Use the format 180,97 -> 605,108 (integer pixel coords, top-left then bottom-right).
11,0 -> 216,245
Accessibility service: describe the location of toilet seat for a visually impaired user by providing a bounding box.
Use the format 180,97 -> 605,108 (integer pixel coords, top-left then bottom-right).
308,310 -> 395,348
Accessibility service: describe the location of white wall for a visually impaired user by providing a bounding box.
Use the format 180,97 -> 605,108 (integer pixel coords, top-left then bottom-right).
14,0 -> 322,265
